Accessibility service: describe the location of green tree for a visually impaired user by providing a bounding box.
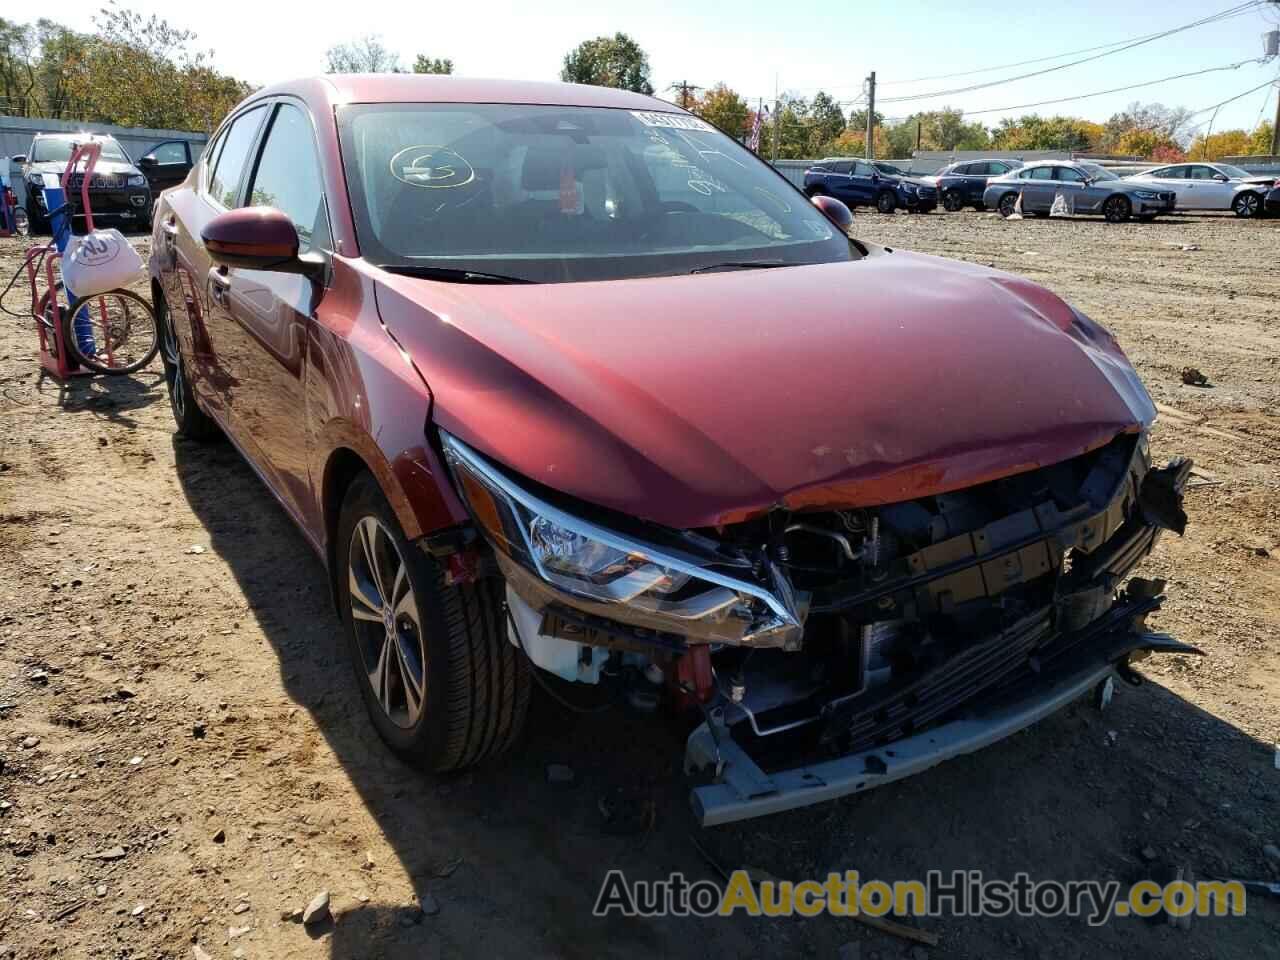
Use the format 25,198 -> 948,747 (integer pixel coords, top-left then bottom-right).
808,91 -> 845,150
326,33 -> 401,73
560,33 -> 653,95
1188,128 -> 1253,160
412,54 -> 453,75
991,114 -> 1100,152
693,83 -> 749,139
1249,120 -> 1274,156
1102,101 -> 1193,152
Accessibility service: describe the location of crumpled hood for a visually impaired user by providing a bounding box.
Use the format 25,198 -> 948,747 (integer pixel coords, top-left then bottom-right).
375,249 -> 1155,529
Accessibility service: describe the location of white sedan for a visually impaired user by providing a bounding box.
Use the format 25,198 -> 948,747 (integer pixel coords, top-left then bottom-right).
1126,162 -> 1275,218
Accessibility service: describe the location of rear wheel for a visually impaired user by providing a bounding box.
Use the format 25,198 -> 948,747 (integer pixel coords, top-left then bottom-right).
1232,191 -> 1260,219
876,191 -> 897,214
1103,195 -> 1131,223
338,474 -> 530,771
997,193 -> 1019,218
942,190 -> 964,212
157,291 -> 218,440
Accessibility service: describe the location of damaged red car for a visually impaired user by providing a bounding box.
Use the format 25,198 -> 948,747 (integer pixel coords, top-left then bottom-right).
150,75 -> 1197,826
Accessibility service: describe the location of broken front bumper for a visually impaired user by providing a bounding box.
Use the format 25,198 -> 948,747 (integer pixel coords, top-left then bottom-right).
685,604 -> 1202,826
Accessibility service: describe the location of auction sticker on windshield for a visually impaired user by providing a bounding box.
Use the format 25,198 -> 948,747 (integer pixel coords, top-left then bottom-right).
631,111 -> 716,132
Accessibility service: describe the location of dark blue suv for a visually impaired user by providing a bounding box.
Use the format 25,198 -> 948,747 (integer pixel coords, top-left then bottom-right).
935,158 -> 1023,211
803,158 -> 937,213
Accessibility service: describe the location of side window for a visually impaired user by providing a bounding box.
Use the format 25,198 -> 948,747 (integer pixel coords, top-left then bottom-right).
953,163 -> 974,176
247,103 -> 331,252
1029,167 -> 1056,181
1162,166 -> 1188,180
1144,167 -> 1169,178
200,133 -> 224,192
208,106 -> 266,209
810,162 -> 829,172
145,141 -> 188,164
987,162 -> 1011,175
1188,165 -> 1218,181
832,160 -> 854,175
1055,166 -> 1085,183
852,161 -> 875,177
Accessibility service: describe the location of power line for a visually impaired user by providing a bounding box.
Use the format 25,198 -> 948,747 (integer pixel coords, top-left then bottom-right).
883,58 -> 1268,120
878,4 -> 1263,86
879,1 -> 1264,104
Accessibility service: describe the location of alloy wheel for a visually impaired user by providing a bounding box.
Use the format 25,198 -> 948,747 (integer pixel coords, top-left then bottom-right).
347,516 -> 427,729
877,191 -> 896,214
998,193 -> 1018,218
943,190 -> 964,212
160,317 -> 186,423
1234,193 -> 1259,218
1104,196 -> 1130,223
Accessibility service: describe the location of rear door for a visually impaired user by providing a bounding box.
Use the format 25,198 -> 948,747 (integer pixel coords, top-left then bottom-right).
214,101 -> 333,529
848,160 -> 878,206
1051,165 -> 1089,213
187,104 -> 270,421
825,160 -> 857,204
1144,165 -> 1191,206
1021,166 -> 1059,211
139,140 -> 193,193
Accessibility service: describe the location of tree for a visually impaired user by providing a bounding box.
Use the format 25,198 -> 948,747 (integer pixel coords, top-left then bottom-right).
1249,120 -> 1274,156
1187,128 -> 1253,160
560,33 -> 653,94
807,91 -> 846,152
915,108 -> 989,151
991,114 -> 1100,152
412,54 -> 452,75
326,34 -> 401,73
830,126 -> 890,158
1102,101 -> 1193,151
693,83 -> 749,139
1112,127 -> 1181,159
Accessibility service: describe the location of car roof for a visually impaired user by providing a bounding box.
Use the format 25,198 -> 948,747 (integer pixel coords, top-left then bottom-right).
33,132 -> 118,140
250,74 -> 675,112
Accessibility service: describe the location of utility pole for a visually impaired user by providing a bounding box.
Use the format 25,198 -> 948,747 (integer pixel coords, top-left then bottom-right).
668,80 -> 701,110
1271,81 -> 1279,157
865,71 -> 876,160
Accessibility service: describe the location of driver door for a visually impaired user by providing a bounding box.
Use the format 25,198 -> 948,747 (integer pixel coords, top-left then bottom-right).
1187,164 -> 1234,210
139,140 -> 194,193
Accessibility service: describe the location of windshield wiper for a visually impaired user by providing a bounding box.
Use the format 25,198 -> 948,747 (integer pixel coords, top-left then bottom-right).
377,264 -> 534,284
689,260 -> 798,274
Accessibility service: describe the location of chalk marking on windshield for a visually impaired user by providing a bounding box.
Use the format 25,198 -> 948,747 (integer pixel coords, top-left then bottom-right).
631,111 -> 715,132
390,145 -> 476,189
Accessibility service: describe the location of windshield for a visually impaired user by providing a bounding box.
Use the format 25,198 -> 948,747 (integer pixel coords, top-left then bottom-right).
1079,163 -> 1117,181
1216,164 -> 1251,179
337,103 -> 856,283
873,162 -> 906,176
30,137 -> 129,164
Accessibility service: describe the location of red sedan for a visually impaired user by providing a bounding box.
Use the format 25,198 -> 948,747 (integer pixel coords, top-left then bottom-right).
151,75 -> 1195,825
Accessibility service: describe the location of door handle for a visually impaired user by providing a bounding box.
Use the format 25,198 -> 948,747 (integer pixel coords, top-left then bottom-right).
208,266 -> 231,305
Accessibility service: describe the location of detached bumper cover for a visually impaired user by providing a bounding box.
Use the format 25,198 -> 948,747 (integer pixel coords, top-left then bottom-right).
686,616 -> 1201,826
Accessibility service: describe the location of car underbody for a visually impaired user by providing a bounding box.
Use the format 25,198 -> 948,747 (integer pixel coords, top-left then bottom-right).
487,430 -> 1197,825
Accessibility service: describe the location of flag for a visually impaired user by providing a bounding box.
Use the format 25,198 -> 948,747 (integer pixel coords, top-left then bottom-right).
747,106 -> 767,153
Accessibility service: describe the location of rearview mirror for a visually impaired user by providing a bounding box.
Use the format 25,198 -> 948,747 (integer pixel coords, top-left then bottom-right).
201,207 -> 323,277
811,194 -> 854,233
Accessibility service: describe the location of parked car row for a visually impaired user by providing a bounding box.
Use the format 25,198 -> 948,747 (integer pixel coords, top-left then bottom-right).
804,154 -> 1277,223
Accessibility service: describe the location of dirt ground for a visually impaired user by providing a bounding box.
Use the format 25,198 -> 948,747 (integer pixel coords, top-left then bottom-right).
0,209 -> 1278,960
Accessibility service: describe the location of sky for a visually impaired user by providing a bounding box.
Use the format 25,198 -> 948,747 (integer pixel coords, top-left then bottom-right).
53,0 -> 1280,139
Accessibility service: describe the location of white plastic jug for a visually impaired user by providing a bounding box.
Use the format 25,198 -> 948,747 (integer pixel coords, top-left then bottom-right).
61,229 -> 144,299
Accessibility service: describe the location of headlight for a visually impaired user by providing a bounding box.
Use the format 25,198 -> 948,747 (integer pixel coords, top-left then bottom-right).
127,174 -> 147,187
902,183 -> 917,193
1133,190 -> 1161,200
440,432 -> 804,649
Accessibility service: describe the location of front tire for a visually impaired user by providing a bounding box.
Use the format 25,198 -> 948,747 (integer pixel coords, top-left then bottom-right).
876,191 -> 897,214
1103,195 -> 1131,223
1232,192 -> 1260,219
338,474 -> 530,771
997,192 -> 1019,218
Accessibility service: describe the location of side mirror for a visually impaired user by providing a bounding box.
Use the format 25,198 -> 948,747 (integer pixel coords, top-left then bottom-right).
11,154 -> 25,164
811,194 -> 854,233
139,156 -> 157,167
201,207 -> 322,277
1213,174 -> 1229,182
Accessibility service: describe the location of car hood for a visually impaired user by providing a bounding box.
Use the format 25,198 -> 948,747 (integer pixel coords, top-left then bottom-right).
26,159 -> 141,178
374,250 -> 1155,529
